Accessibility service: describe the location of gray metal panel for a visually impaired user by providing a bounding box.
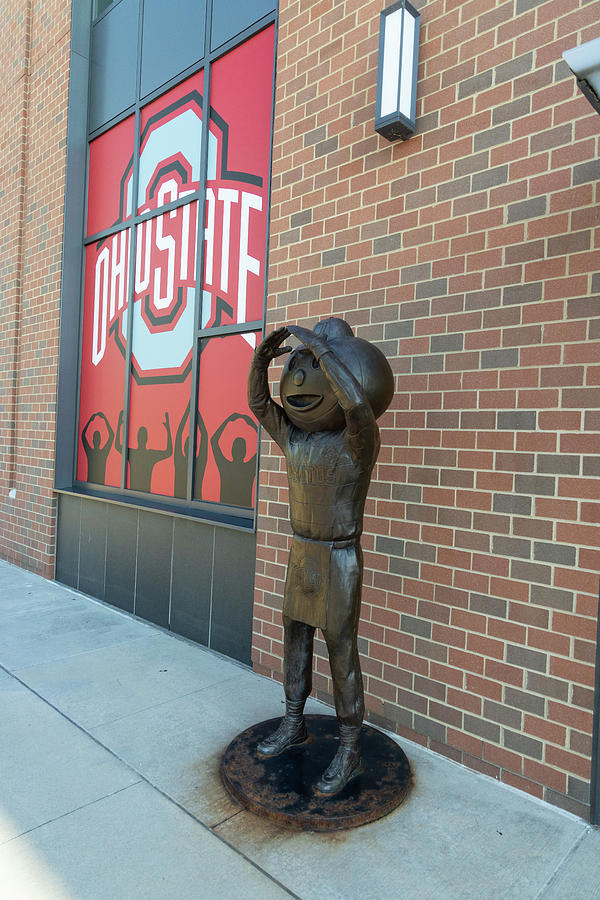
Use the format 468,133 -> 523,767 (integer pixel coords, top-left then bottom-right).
72,0 -> 93,57
105,503 -> 138,612
135,510 -> 173,627
210,527 -> 256,665
140,0 -> 206,98
89,0 -> 139,131
79,499 -> 107,599
170,517 -> 212,646
211,0 -> 275,51
55,494 -> 82,589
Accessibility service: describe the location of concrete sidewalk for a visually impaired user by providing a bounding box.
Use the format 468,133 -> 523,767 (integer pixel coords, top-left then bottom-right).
1,558 -> 599,899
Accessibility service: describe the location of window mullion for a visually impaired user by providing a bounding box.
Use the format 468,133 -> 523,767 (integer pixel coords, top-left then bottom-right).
84,191 -> 204,247
119,1 -> 145,491
196,320 -> 263,340
186,57 -> 213,503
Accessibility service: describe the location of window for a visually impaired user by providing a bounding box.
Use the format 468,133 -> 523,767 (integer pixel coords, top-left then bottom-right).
75,16 -> 275,522
95,0 -> 114,18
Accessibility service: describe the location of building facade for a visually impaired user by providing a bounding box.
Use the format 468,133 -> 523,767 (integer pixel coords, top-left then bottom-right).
1,0 -> 599,821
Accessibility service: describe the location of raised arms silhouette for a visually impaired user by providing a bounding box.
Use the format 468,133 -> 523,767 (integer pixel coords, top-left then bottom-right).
117,409 -> 173,492
174,406 -> 209,499
81,412 -> 114,484
211,412 -> 257,508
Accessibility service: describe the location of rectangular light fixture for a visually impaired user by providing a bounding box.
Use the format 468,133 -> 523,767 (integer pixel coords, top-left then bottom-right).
375,0 -> 421,142
562,36 -> 600,115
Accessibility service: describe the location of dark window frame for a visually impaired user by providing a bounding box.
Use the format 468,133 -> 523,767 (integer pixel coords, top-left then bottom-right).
57,0 -> 277,531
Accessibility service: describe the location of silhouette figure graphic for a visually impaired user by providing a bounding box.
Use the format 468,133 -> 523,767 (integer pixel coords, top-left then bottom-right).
174,406 -> 208,499
116,409 -> 173,492
211,413 -> 257,508
81,412 -> 114,484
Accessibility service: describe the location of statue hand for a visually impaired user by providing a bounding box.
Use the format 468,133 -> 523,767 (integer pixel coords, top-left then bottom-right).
255,327 -> 292,362
287,324 -> 329,360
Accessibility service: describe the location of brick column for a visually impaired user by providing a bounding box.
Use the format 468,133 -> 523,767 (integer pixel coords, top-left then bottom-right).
0,0 -> 71,575
253,0 -> 600,820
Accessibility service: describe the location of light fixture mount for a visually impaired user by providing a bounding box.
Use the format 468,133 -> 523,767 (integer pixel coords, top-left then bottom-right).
562,37 -> 600,116
375,0 -> 421,142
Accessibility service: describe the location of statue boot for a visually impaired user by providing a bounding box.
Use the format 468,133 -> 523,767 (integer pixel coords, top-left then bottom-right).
314,723 -> 364,796
257,699 -> 308,757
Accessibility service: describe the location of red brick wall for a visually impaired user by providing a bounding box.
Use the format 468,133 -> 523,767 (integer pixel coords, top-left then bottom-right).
253,0 -> 600,819
0,0 -> 71,576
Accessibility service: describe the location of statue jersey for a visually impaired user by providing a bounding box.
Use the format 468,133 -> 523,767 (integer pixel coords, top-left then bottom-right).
284,425 -> 375,542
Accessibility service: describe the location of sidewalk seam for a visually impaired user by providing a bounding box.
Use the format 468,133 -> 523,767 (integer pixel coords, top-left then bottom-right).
211,809 -> 245,828
1,664 -> 300,899
83,671 -> 246,729
534,827 -> 591,899
0,782 -> 143,847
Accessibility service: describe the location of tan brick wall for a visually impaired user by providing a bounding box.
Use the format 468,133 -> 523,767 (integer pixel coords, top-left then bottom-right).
0,0 -> 71,576
254,0 -> 600,819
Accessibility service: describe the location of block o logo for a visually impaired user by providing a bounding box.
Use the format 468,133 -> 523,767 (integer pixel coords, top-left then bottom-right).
91,90 -> 265,385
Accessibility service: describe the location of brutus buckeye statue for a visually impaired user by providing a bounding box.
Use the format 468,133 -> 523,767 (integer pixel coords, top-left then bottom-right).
248,317 -> 394,796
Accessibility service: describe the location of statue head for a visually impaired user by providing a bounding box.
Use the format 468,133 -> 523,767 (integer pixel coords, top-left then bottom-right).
279,317 -> 394,433
92,430 -> 102,450
137,426 -> 148,449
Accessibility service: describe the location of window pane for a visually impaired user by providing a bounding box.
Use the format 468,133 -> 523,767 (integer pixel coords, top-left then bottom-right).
77,237 -> 129,487
138,70 -> 204,216
121,71 -> 206,498
201,26 -> 274,331
141,0 -> 206,98
89,0 -> 138,132
126,202 -> 198,497
195,331 -> 260,507
87,115 -> 135,237
211,0 -> 275,52
95,0 -> 114,18
126,367 -> 191,498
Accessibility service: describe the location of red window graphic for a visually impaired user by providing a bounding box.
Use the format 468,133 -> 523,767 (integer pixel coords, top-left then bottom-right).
86,116 -> 134,238
77,26 -> 274,508
77,241 -> 128,489
195,331 -> 261,507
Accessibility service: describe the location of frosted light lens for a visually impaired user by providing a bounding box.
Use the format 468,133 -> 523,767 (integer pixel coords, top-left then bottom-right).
562,37 -> 600,82
399,11 -> 415,118
380,9 -> 402,117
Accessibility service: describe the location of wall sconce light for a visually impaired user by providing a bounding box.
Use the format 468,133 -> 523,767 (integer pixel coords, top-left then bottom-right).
375,0 -> 421,142
562,36 -> 600,115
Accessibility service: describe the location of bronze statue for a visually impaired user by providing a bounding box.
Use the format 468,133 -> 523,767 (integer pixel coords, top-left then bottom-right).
248,317 -> 394,795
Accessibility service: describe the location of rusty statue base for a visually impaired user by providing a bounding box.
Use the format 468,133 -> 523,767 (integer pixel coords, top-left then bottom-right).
221,715 -> 411,832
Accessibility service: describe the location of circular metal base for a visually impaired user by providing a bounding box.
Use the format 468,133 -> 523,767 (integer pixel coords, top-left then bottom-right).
221,714 -> 412,831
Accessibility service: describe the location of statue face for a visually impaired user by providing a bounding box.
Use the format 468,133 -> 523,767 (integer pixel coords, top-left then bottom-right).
280,348 -> 345,432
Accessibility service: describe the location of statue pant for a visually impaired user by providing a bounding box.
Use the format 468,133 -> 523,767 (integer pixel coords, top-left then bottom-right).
282,608 -> 364,727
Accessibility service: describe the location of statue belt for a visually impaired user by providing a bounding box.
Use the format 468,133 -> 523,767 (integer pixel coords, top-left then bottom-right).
293,535 -> 359,550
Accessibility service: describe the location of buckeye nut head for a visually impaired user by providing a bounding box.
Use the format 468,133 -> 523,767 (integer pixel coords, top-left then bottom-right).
279,336 -> 394,433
